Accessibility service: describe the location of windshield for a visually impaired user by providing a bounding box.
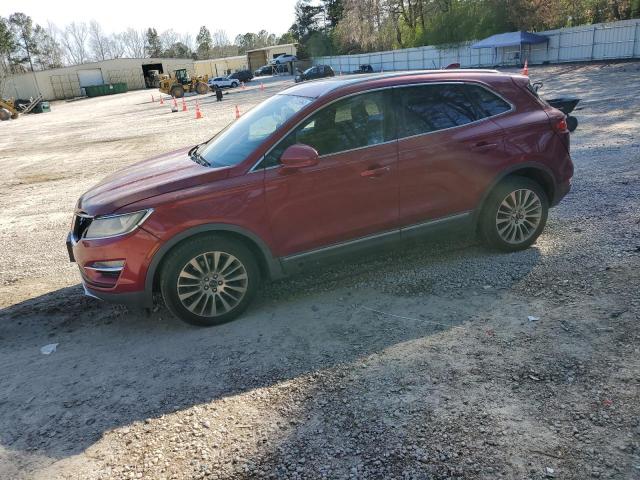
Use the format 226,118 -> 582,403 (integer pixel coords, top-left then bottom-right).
199,94 -> 313,167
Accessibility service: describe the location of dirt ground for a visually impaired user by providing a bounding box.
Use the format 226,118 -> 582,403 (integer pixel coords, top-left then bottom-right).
0,65 -> 639,480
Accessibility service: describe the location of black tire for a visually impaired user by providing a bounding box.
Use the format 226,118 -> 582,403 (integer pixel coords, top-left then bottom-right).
0,109 -> 10,121
170,85 -> 185,98
195,82 -> 208,95
160,235 -> 260,326
232,81 -> 239,88
479,176 -> 549,252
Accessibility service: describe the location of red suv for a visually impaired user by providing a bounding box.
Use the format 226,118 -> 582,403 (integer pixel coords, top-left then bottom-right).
67,70 -> 573,326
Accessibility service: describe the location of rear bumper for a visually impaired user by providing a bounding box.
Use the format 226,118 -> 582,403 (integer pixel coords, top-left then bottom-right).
552,177 -> 572,207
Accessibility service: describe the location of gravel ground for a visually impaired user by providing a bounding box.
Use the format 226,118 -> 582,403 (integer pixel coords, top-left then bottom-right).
0,64 -> 638,480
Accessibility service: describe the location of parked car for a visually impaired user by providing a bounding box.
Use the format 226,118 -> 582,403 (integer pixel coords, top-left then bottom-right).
353,64 -> 374,74
207,76 -> 239,89
254,65 -> 274,76
271,54 -> 298,64
228,70 -> 253,83
68,70 -> 573,326
295,65 -> 335,82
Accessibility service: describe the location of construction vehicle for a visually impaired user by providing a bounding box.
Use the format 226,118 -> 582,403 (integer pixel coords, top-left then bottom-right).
0,95 -> 43,121
158,69 -> 209,98
145,69 -> 161,88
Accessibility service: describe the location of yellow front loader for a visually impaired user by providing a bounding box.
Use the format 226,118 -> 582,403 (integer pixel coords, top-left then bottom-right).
158,69 -> 209,98
0,98 -> 19,121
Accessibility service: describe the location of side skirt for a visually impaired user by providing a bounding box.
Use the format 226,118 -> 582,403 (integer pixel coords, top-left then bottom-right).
280,212 -> 474,275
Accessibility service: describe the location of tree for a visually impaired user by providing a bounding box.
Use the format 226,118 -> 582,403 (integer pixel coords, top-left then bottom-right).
211,29 -> 234,57
159,29 -> 179,53
196,25 -> 212,59
163,41 -> 192,58
8,12 -> 39,71
278,31 -> 296,44
33,23 -> 63,69
61,21 -> 89,64
145,28 -> 162,57
89,20 -> 110,61
290,0 -> 325,40
0,16 -> 16,74
121,28 -> 146,58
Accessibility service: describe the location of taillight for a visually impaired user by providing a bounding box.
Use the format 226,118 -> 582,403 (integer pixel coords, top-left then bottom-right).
554,118 -> 568,133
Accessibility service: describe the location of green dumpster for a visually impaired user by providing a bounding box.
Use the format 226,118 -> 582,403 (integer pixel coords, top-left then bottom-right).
84,83 -> 128,97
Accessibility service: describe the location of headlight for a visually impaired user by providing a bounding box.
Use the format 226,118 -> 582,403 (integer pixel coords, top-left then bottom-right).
84,209 -> 153,240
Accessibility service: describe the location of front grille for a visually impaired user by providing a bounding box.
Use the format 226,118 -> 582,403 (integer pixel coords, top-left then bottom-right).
72,213 -> 93,240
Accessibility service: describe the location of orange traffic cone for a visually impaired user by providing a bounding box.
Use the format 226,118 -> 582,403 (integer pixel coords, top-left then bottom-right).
151,94 -> 155,103
182,97 -> 187,112
235,105 -> 240,119
171,97 -> 178,113
522,58 -> 529,76
195,101 -> 203,119
159,96 -> 164,105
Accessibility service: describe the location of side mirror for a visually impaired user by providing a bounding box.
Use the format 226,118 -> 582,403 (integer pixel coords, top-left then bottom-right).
280,144 -> 319,172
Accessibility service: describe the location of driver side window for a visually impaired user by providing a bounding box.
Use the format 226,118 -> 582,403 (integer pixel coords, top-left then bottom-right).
262,90 -> 393,168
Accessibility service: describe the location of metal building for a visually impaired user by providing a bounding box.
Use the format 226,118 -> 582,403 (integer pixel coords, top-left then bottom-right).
246,44 -> 297,73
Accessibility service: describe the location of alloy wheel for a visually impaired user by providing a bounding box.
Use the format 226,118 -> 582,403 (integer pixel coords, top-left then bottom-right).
495,189 -> 543,244
176,251 -> 248,317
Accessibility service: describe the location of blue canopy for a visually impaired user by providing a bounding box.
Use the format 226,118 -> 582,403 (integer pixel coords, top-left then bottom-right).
471,31 -> 549,49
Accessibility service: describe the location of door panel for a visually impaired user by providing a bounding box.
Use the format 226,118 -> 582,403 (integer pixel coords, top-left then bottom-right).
398,119 -> 508,224
262,89 -> 399,257
396,83 -> 511,226
265,141 -> 398,256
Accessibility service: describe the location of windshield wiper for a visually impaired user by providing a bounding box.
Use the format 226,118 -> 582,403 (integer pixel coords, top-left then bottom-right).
188,144 -> 210,166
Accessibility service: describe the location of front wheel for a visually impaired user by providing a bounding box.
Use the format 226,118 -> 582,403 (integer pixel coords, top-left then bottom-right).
160,235 -> 260,326
232,81 -> 239,88
195,82 -> 208,95
479,177 -> 549,252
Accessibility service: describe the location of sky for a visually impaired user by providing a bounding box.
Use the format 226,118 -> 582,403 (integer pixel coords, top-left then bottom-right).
1,0 -> 297,40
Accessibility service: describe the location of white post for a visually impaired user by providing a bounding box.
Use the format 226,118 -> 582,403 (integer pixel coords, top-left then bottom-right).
633,22 -> 639,58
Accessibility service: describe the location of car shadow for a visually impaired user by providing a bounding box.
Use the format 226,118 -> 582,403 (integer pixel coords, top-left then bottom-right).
0,236 -> 542,467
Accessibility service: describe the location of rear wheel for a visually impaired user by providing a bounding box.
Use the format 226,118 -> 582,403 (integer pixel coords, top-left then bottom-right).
195,82 -> 208,95
0,109 -> 11,121
479,177 -> 548,251
170,85 -> 185,98
160,235 -> 260,326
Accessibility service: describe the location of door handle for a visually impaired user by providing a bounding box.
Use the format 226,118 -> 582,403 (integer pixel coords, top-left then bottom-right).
471,141 -> 498,151
360,166 -> 390,178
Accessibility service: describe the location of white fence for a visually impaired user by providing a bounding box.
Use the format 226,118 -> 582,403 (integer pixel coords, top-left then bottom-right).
313,19 -> 640,72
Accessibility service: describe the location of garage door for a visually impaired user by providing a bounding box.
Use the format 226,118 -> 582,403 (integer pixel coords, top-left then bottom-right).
77,69 -> 104,88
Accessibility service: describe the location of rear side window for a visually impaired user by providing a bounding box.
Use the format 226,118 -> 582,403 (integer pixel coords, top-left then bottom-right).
398,83 -> 511,138
464,85 -> 511,117
263,90 -> 395,167
399,84 -> 479,137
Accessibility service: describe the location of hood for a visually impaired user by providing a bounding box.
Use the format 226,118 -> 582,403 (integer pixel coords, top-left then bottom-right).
77,147 -> 230,216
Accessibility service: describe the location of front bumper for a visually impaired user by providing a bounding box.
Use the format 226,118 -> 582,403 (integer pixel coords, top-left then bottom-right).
81,282 -> 150,307
67,227 -> 159,307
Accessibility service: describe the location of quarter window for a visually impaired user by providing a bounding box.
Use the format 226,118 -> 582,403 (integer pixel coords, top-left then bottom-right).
464,85 -> 511,117
398,83 -> 511,138
263,90 -> 394,167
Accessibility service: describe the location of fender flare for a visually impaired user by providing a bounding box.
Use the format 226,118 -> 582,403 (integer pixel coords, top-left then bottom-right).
472,162 -> 558,222
142,224 -> 284,306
